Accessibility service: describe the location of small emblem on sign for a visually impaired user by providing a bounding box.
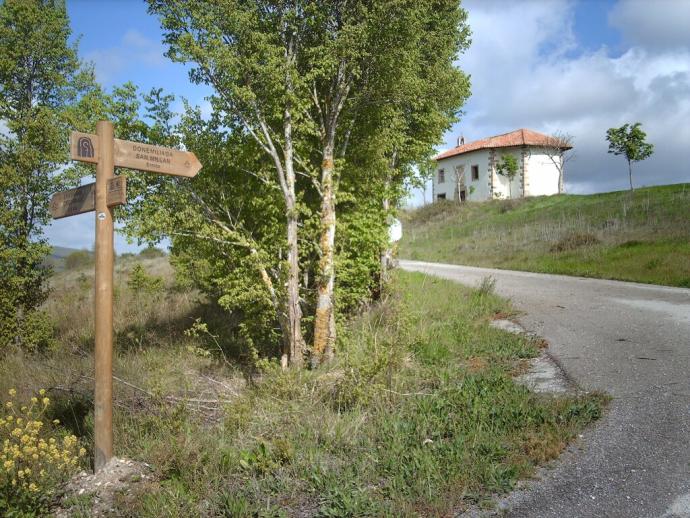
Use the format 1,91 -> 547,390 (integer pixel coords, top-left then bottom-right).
78,136 -> 95,158
97,212 -> 106,221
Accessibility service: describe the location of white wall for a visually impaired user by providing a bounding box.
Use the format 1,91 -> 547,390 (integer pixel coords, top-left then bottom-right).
526,149 -> 561,196
433,149 -> 492,201
492,148 -> 523,200
433,146 -> 562,202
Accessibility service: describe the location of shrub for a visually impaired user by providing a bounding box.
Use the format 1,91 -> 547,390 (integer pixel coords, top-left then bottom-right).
127,264 -> 165,294
64,250 -> 93,270
550,232 -> 600,253
138,246 -> 166,259
0,389 -> 86,515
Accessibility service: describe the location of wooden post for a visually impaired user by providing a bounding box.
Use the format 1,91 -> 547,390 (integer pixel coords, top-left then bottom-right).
94,121 -> 114,471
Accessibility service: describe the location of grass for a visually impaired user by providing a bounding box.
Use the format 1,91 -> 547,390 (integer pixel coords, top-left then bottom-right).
0,259 -> 605,516
400,183 -> 690,287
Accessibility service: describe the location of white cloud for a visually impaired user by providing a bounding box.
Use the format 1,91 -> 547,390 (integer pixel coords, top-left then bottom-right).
609,0 -> 690,51
84,30 -> 166,85
437,0 -> 690,195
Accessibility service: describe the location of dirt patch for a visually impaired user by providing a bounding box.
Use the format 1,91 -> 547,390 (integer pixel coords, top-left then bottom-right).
54,458 -> 154,517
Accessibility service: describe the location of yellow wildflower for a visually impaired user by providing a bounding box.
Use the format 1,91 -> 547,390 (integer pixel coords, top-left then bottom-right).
31,397 -> 38,404
8,389 -> 16,397
52,419 -> 60,425
42,397 -> 50,406
5,401 -> 12,408
28,482 -> 38,492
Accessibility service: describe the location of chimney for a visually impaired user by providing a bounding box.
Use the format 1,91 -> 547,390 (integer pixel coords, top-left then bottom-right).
458,135 -> 465,146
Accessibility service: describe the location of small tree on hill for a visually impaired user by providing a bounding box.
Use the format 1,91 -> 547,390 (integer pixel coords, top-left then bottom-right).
606,123 -> 654,192
496,154 -> 519,198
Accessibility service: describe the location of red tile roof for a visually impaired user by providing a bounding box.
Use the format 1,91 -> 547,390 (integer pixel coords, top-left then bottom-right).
435,128 -> 573,161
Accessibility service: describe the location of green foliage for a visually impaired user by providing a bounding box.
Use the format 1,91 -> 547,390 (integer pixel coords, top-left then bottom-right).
0,0 -> 103,351
496,154 -> 519,198
127,264 -> 165,294
606,122 -> 654,191
64,250 -> 93,270
126,0 -> 473,362
138,246 -> 166,259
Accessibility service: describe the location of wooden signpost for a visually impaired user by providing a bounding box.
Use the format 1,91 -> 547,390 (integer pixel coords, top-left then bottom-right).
49,177 -> 126,219
51,121 -> 201,472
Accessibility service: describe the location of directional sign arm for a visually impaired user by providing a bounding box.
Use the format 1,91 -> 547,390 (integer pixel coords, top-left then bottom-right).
113,139 -> 202,178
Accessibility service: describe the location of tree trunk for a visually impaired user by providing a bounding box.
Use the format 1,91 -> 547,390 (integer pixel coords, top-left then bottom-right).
313,152 -> 337,362
282,93 -> 305,368
628,160 -> 634,192
284,208 -> 305,368
380,194 -> 390,290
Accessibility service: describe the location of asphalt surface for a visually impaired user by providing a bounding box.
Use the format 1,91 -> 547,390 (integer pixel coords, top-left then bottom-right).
400,260 -> 690,518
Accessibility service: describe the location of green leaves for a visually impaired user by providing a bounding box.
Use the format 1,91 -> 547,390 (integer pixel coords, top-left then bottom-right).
606,122 -> 654,190
605,122 -> 654,163
0,0 -> 101,350
496,154 -> 519,180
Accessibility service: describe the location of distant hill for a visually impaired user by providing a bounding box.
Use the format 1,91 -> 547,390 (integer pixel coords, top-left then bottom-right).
400,183 -> 690,287
43,246 -> 91,271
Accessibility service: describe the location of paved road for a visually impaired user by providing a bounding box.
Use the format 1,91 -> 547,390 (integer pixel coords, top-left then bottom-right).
400,260 -> 690,518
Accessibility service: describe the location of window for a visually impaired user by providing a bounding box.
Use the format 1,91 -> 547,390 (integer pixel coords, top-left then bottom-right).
438,169 -> 445,183
471,165 -> 479,181
436,193 -> 446,200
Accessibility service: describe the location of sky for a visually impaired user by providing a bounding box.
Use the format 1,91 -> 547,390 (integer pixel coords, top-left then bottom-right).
45,0 -> 690,251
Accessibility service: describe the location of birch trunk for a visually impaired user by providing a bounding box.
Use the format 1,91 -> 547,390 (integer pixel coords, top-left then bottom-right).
380,194 -> 390,290
284,208 -> 305,368
282,77 -> 306,368
313,151 -> 336,361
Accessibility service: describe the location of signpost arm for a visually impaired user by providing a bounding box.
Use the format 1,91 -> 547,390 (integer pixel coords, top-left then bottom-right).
94,120 -> 114,471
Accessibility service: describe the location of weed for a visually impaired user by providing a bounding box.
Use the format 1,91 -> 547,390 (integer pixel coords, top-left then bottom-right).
477,275 -> 497,296
550,232 -> 600,253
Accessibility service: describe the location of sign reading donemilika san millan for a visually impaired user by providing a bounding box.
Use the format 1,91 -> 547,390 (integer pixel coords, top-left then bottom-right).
70,131 -> 202,178
49,176 -> 126,219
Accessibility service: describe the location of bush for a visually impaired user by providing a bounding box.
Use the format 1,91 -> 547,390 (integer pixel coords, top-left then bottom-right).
139,246 -> 166,259
127,264 -> 165,294
0,389 -> 86,515
550,232 -> 600,252
64,250 -> 93,270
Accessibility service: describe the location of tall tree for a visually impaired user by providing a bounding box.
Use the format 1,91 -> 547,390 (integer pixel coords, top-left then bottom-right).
606,122 -> 654,192
305,0 -> 470,360
146,0 -> 470,366
0,0 -> 100,349
148,0 -> 312,367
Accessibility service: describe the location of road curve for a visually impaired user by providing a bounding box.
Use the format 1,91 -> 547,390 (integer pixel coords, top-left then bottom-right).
400,260 -> 690,518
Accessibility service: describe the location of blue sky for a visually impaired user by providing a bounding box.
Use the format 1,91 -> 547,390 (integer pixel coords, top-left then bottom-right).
47,0 -> 690,251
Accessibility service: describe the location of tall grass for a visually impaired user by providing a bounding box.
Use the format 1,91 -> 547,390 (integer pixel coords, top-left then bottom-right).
1,260 -> 605,516
401,184 -> 690,286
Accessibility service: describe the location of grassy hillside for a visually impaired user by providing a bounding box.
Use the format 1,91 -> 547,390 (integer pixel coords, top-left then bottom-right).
1,258 -> 603,516
400,183 -> 690,287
